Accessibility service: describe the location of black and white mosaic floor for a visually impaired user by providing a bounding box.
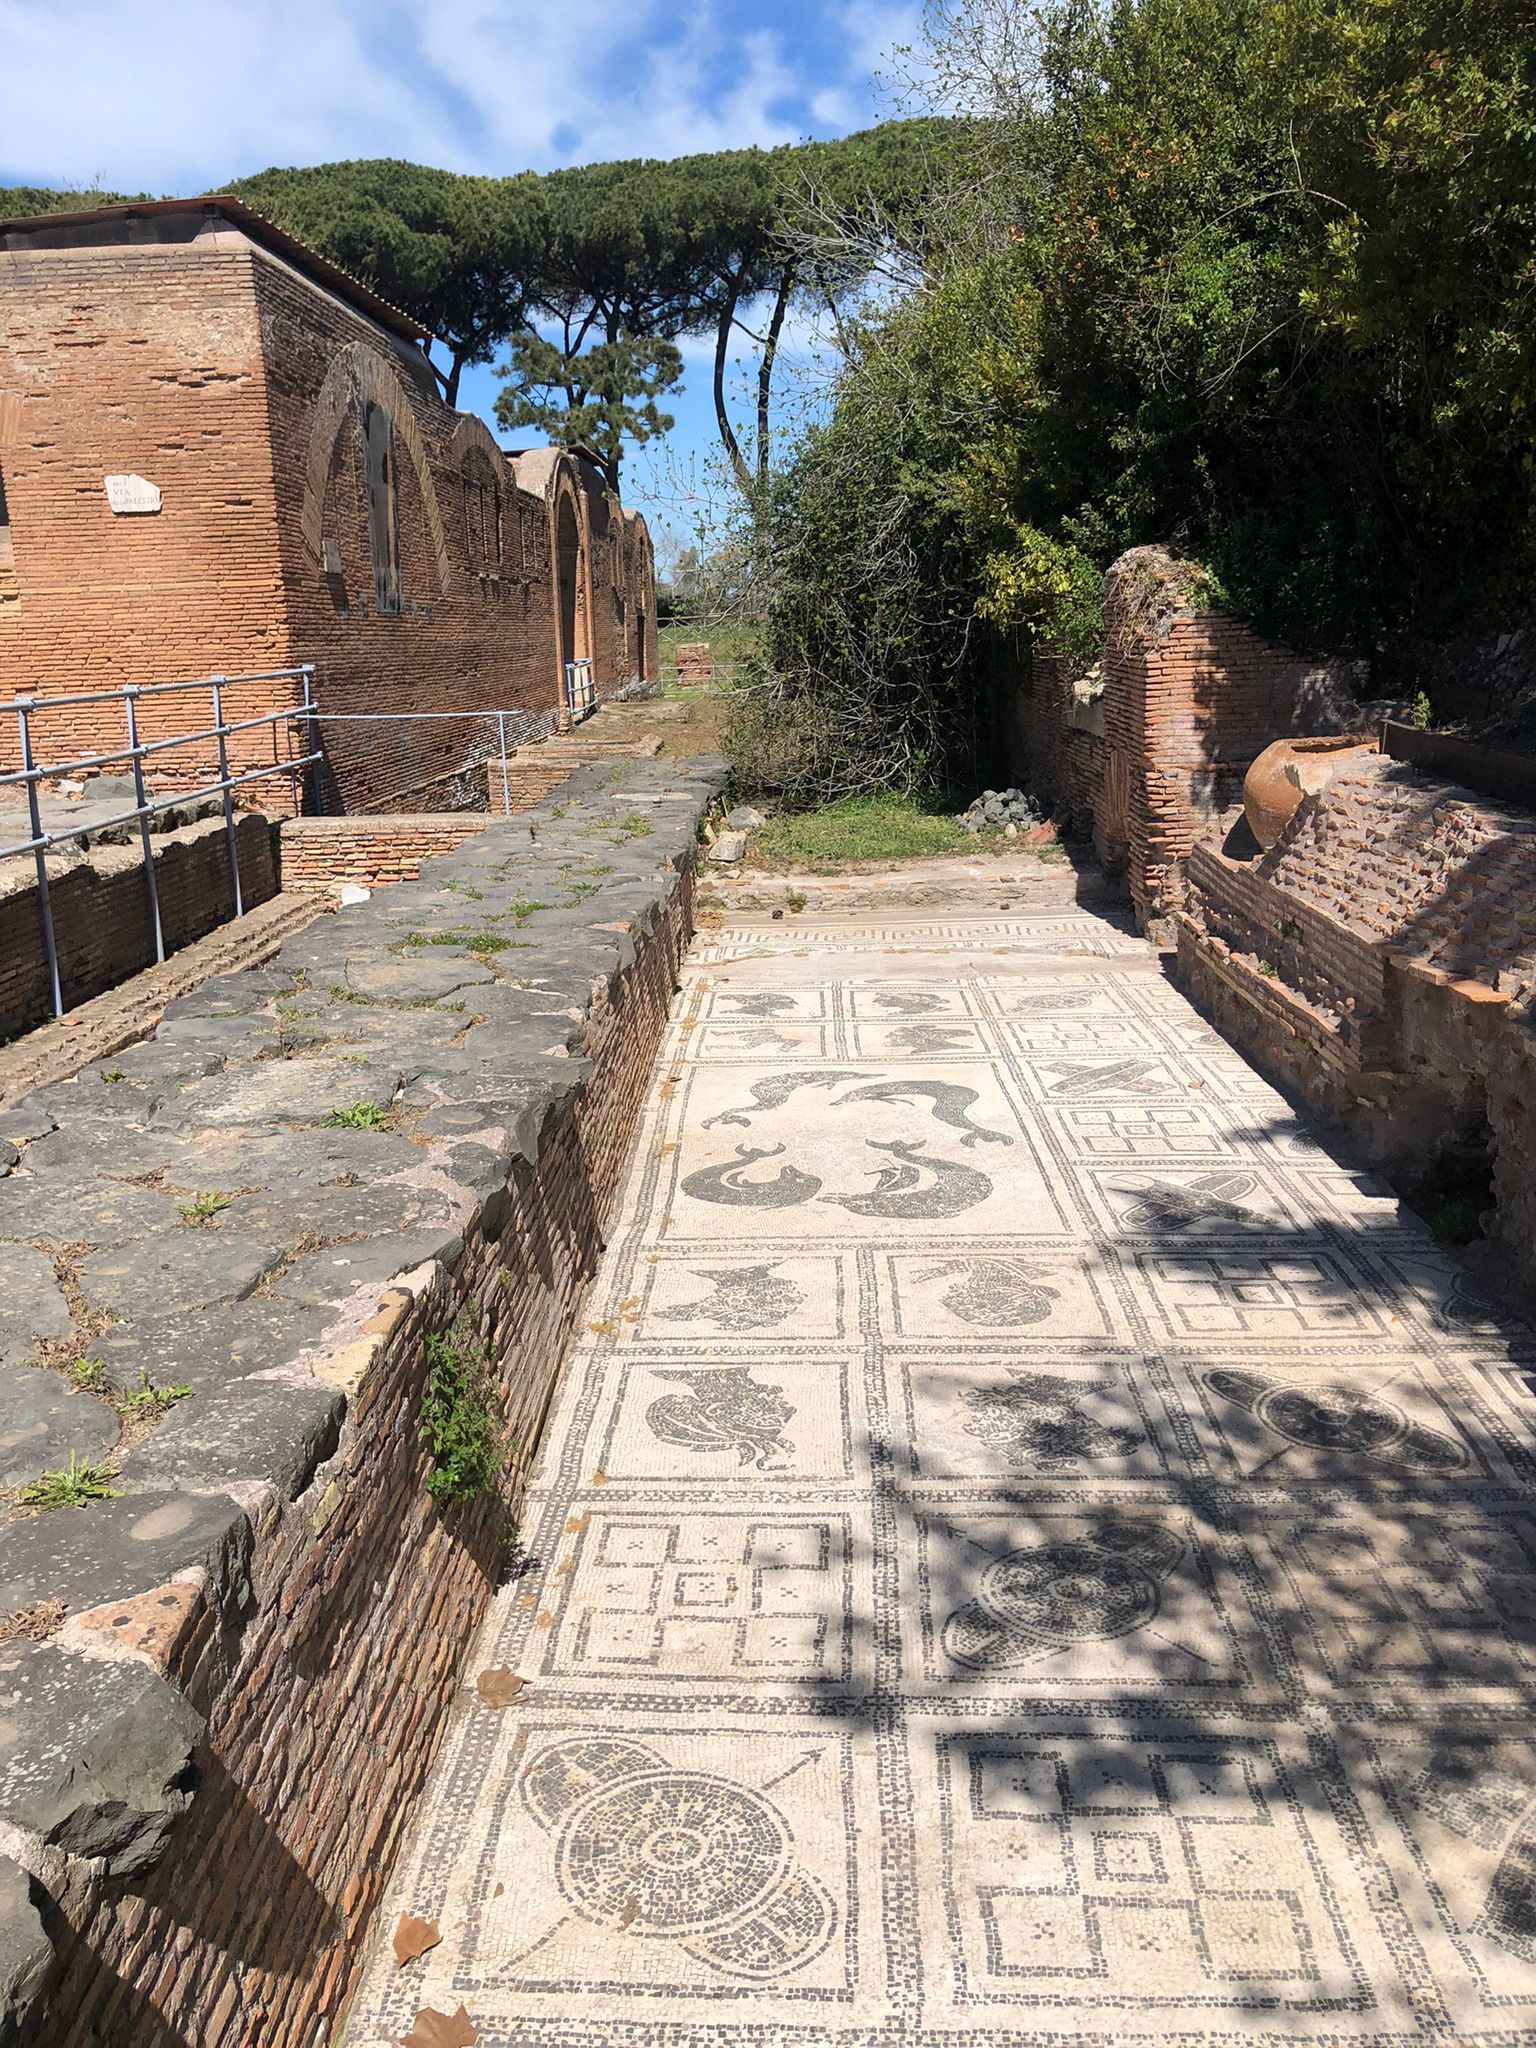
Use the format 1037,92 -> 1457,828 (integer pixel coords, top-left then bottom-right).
346,905 -> 1536,2046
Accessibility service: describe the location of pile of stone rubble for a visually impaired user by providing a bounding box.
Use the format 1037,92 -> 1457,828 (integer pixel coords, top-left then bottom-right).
957,788 -> 1045,834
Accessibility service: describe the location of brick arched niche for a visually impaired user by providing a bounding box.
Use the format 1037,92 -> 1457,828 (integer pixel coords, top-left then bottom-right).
550,469 -> 593,697
300,343 -> 450,591
447,414 -> 511,582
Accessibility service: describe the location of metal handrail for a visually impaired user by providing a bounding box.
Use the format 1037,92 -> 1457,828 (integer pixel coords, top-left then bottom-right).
3,666 -> 318,1020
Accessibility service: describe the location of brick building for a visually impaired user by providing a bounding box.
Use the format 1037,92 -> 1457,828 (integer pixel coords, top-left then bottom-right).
0,197 -> 658,811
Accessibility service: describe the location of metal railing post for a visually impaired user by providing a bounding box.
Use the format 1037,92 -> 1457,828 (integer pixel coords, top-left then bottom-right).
16,701 -> 63,1020
123,686 -> 165,964
300,666 -> 319,816
497,711 -> 511,816
210,675 -> 244,919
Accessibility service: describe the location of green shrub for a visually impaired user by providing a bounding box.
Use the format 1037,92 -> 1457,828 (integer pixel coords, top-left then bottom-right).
420,1318 -> 507,1506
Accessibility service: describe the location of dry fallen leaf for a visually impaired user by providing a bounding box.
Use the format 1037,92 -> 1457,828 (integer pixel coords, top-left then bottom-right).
494,1882 -> 505,1898
393,1914 -> 442,1968
591,1468 -> 608,1487
476,1668 -> 526,1708
620,1897 -> 640,1928
399,2004 -> 477,2048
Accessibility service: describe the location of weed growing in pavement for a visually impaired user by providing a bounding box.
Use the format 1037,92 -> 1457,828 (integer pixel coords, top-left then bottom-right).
18,1453 -> 121,1511
121,1371 -> 192,1417
328,1101 -> 389,1129
420,1316 -> 508,1506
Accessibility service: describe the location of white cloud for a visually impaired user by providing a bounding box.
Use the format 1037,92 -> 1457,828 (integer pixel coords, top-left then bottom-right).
0,0 -> 900,193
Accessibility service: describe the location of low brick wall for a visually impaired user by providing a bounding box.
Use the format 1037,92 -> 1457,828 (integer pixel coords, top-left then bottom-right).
278,814 -> 492,891
1021,547 -> 1363,928
1024,652 -> 1105,840
0,814 -> 278,1042
1175,750 -> 1536,1298
0,751 -> 727,2046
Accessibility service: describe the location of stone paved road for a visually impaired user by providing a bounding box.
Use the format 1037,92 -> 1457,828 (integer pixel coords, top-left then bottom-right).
347,898 -> 1536,2048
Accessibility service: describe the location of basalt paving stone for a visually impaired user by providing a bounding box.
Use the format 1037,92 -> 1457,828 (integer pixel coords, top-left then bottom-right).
154,1009 -> 280,1050
158,967 -> 296,1017
90,1300 -> 331,1394
17,1125 -> 201,1184
269,1225 -> 465,1308
0,1174 -> 184,1248
114,1378 -> 344,1500
0,1641 -> 203,1875
0,1371 -> 117,1486
0,1100 -> 56,1146
31,1080 -> 164,1130
77,1233 -> 281,1322
155,1125 -> 423,1195
349,899 -> 1536,2048
210,1180 -> 456,1251
0,1248 -> 72,1369
160,1056 -> 405,1128
340,953 -> 495,1003
0,1143 -> 17,1174
0,1488 -> 249,1620
0,1854 -> 49,2037
77,1042 -> 230,1090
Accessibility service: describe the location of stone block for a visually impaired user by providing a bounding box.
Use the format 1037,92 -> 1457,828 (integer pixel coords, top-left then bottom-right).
0,1857 -> 51,2046
78,1233 -> 281,1322
270,1227 -> 464,1309
0,1369 -> 118,1487
0,1643 -> 202,1875
0,1489 -> 249,1625
115,1380 -> 345,1501
0,1248 -> 72,1369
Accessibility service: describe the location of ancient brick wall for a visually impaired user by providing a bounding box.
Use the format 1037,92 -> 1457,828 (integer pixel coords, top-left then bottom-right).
1025,651 -> 1105,838
0,814 -> 277,1040
44,897 -> 693,2048
1097,553 -> 1360,927
0,233 -> 292,777
0,214 -> 659,814
1176,750 -> 1536,1298
253,251 -> 571,812
277,815 -> 491,891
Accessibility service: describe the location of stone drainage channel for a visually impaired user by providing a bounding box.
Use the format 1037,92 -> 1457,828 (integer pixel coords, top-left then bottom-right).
347,891 -> 1536,2047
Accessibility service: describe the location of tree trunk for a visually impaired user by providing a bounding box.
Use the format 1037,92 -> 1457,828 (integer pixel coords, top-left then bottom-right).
756,264 -> 796,487
713,273 -> 753,495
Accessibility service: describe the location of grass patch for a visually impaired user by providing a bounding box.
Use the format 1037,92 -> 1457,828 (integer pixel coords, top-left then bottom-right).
749,793 -> 996,871
402,928 -> 516,955
65,1356 -> 106,1391
178,1190 -> 233,1227
328,1100 -> 389,1129
18,1453 -> 121,1511
658,619 -> 760,674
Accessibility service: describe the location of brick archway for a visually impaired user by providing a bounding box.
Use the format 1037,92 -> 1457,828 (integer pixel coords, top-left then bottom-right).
551,469 -> 593,698
300,344 -> 450,590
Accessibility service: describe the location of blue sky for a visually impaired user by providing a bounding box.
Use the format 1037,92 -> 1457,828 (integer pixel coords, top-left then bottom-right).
1,0 -> 919,546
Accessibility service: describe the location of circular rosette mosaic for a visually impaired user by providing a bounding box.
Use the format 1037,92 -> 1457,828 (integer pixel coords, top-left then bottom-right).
1206,1368 -> 1467,1473
520,1737 -> 837,1980
942,1525 -> 1183,1669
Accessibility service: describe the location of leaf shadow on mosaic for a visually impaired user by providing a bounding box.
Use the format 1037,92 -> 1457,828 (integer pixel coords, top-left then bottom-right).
777,1140 -> 1536,2031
